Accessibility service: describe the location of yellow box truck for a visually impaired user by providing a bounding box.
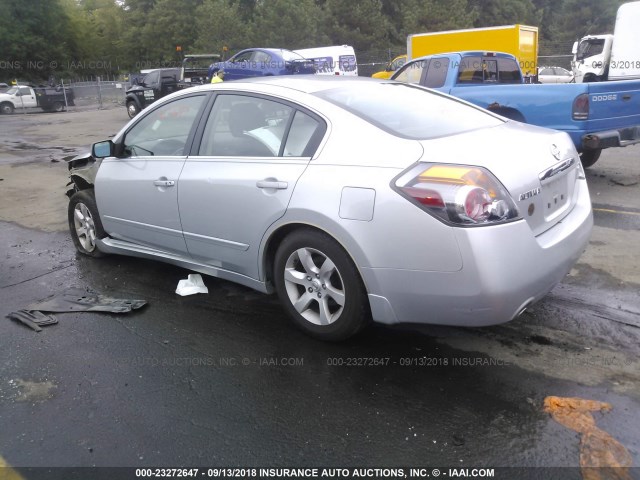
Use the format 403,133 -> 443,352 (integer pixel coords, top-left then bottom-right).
407,24 -> 539,77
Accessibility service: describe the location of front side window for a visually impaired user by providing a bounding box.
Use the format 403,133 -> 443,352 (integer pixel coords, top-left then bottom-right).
143,71 -> 160,86
122,95 -> 205,157
391,56 -> 406,71
233,51 -> 254,63
424,58 -> 449,88
577,39 -> 605,60
394,60 -> 427,84
198,94 -> 325,157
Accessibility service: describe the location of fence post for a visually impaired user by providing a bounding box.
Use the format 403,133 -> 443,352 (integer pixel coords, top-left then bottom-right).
97,76 -> 103,109
61,78 -> 69,111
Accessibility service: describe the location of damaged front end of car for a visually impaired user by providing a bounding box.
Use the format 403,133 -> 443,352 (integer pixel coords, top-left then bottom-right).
65,151 -> 101,198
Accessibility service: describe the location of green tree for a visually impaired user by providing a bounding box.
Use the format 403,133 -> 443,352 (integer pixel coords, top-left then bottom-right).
470,0 -> 541,27
0,0 -> 71,81
553,0 -> 626,42
400,0 -> 478,36
140,0 -> 202,62
88,0 -> 128,71
322,0 -> 391,51
194,0 -> 252,55
251,0 -> 329,48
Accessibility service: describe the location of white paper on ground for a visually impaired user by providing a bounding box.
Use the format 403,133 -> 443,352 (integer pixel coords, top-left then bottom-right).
175,273 -> 209,296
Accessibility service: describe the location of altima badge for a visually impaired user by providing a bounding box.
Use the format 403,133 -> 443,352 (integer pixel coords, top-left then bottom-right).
519,188 -> 541,201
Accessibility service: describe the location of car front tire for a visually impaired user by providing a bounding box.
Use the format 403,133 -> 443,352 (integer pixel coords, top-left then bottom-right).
126,101 -> 140,119
68,190 -> 106,257
274,229 -> 370,341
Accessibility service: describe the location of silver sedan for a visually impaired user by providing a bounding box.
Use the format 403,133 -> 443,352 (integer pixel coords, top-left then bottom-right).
67,76 -> 593,340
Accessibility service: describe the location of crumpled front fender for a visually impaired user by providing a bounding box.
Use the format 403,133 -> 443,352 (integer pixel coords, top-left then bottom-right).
65,151 -> 102,198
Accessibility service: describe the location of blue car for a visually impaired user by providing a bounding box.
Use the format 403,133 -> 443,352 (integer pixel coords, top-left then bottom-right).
208,48 -> 316,81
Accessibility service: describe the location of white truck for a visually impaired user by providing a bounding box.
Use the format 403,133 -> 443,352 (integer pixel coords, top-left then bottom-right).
293,45 -> 358,76
572,1 -> 640,82
0,85 -> 74,114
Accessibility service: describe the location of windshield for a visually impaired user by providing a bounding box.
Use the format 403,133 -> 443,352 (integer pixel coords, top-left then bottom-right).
281,50 -> 305,62
6,87 -> 19,95
314,83 -> 503,140
576,39 -> 605,60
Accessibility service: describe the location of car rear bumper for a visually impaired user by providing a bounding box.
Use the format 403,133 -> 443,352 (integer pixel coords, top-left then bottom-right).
581,124 -> 640,150
363,179 -> 593,327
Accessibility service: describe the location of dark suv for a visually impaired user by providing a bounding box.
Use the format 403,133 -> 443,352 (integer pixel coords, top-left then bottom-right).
125,68 -> 189,118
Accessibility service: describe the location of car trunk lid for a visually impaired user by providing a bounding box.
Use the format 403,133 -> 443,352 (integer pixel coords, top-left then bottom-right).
417,121 -> 583,236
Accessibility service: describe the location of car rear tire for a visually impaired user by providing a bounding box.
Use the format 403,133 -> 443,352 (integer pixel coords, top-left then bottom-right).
274,229 -> 370,341
126,101 -> 140,119
52,101 -> 64,112
1,102 -> 14,114
580,149 -> 602,168
68,190 -> 106,257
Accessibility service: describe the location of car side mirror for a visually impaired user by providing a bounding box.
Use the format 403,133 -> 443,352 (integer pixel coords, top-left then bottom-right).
92,140 -> 114,158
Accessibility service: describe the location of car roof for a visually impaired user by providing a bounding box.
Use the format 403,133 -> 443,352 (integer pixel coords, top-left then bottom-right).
409,51 -> 517,61
201,75 -> 389,94
239,47 -> 296,54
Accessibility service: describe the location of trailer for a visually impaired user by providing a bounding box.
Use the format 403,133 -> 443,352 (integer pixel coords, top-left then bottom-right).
408,24 -> 539,77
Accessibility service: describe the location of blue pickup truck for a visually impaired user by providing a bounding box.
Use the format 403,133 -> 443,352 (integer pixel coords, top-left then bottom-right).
392,52 -> 640,167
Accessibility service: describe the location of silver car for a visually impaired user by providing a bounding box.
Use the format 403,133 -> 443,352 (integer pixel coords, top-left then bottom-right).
67,77 -> 593,340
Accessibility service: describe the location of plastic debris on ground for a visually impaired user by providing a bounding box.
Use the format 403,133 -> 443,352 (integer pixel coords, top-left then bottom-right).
175,273 -> 209,296
6,287 -> 147,333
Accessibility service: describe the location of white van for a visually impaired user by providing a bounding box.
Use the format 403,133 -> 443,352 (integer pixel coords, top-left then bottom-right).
609,1 -> 640,81
293,45 -> 358,76
572,1 -> 640,82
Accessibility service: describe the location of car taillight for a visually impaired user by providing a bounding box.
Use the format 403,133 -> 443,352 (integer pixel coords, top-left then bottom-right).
572,93 -> 589,120
393,164 -> 520,226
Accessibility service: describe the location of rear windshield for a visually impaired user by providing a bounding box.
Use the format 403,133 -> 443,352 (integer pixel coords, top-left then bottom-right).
314,83 -> 502,140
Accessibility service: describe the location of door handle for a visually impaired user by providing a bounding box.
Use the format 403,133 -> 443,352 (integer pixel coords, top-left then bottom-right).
256,180 -> 288,190
154,180 -> 175,187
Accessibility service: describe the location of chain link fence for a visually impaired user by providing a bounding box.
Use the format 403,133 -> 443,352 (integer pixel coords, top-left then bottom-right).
45,47 -> 574,113
60,76 -> 133,111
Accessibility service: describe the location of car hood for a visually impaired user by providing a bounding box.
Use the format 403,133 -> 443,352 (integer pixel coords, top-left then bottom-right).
417,120 -> 584,236
126,85 -> 152,94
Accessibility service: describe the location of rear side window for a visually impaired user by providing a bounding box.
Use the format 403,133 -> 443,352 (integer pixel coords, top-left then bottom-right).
315,83 -> 502,140
198,94 -> 325,157
284,111 -> 324,156
497,58 -> 522,83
